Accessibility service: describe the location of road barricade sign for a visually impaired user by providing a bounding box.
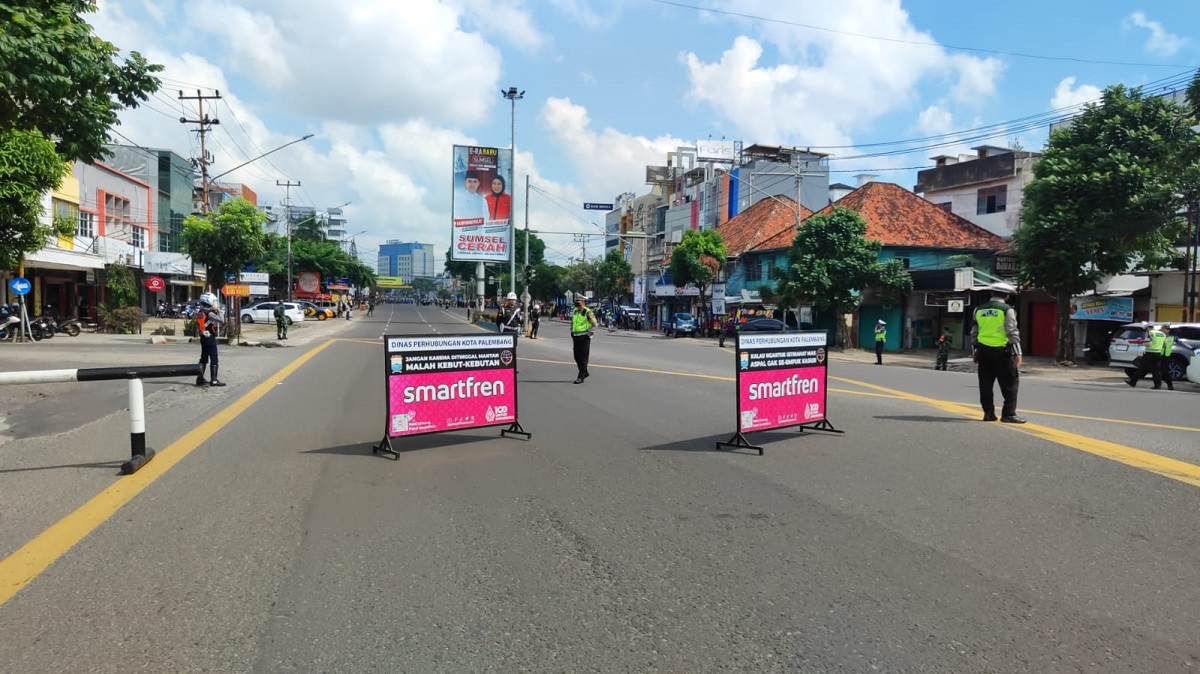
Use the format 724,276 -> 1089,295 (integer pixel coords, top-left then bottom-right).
717,331 -> 842,455
373,333 -> 530,458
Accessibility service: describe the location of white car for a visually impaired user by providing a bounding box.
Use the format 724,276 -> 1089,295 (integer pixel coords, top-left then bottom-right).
1188,347 -> 1200,385
240,301 -> 304,325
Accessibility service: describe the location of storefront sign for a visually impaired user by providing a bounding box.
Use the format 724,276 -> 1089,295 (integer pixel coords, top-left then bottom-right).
221,284 -> 251,297
1070,296 -> 1133,321
145,276 -> 166,292
297,272 -> 320,294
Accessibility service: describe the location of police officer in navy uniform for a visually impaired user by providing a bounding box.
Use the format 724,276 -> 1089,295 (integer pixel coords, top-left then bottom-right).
195,292 -> 226,387
970,282 -> 1023,423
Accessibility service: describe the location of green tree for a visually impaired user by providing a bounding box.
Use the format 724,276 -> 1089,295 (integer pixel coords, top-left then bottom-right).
513,228 -> 546,267
1015,83 -> 1200,362
530,263 -> 565,304
290,213 -> 326,243
595,249 -> 634,301
0,0 -> 161,271
411,277 -> 437,294
669,228 -> 726,316
104,262 -> 138,308
182,198 -> 268,293
443,249 -> 476,285
0,130 -> 69,271
775,207 -> 912,348
563,259 -> 600,297
0,0 -> 162,161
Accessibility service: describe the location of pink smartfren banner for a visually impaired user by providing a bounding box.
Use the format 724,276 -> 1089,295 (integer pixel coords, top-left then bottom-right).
718,330 -> 841,454
373,334 -> 530,457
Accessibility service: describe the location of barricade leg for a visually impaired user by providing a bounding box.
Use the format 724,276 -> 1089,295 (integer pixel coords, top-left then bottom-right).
120,377 -> 156,475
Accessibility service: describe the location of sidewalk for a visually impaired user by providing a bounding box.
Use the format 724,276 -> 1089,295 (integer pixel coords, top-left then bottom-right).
824,347 -> 1125,382
580,323 -> 1125,382
69,314 -> 354,348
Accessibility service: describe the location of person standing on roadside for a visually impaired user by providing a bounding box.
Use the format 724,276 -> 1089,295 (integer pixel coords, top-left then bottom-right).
273,298 -> 287,340
971,282 -> 1022,423
1127,324 -> 1165,389
1158,324 -> 1175,391
529,301 -> 541,339
497,292 -> 522,335
571,296 -> 597,384
195,292 -> 226,387
874,320 -> 887,364
935,327 -> 951,371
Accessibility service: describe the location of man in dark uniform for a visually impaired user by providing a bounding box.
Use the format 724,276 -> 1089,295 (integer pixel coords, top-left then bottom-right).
195,292 -> 226,387
970,282 -> 1022,423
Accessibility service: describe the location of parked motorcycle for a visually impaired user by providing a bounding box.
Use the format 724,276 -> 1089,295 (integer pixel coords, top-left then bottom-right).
55,316 -> 82,337
31,314 -> 54,340
1083,341 -> 1109,364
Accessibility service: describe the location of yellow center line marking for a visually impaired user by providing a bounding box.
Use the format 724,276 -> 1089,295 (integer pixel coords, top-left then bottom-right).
828,376 -> 1200,488
0,339 -> 338,607
525,358 -> 1200,487
829,376 -> 1200,433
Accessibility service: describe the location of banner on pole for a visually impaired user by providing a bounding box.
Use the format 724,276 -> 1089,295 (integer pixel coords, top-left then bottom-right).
450,145 -> 514,263
373,333 -> 530,457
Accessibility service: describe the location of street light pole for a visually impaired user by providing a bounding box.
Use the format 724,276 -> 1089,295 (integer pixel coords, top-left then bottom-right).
502,86 -> 524,298
277,180 -> 300,301
521,174 -> 531,335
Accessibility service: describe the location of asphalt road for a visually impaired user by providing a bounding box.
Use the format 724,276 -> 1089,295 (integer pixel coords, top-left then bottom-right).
0,304 -> 1198,673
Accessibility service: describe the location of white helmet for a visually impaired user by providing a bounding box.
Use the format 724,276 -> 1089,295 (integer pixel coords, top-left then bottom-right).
506,292 -> 518,300
198,292 -> 219,307
988,281 -> 1017,295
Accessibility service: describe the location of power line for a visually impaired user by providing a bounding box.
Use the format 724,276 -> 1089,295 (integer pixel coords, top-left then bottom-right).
822,70 -> 1197,160
647,0 -> 1195,69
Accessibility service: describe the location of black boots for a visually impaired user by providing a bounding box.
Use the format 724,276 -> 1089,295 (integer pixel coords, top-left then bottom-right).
196,365 -> 225,387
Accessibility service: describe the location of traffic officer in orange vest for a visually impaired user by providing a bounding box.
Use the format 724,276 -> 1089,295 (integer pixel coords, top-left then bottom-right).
970,282 -> 1023,423
1126,324 -> 1166,389
194,292 -> 226,387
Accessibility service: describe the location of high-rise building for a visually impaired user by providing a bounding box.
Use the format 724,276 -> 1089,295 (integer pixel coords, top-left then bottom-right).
377,241 -> 436,279
101,144 -> 195,252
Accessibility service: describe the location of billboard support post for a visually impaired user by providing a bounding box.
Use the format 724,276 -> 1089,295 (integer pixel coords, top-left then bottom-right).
716,331 -> 843,455
372,333 -> 531,460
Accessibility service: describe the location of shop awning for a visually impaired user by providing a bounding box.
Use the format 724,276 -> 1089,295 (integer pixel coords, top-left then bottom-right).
24,247 -> 106,271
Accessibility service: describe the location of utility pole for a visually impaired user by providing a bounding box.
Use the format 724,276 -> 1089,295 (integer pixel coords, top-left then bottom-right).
278,180 -> 301,301
178,90 -> 222,216
521,174 -> 531,335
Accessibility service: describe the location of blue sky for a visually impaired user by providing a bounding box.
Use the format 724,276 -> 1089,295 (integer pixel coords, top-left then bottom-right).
93,0 -> 1199,267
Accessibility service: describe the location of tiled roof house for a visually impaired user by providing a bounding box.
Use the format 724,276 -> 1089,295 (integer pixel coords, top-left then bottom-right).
714,196 -> 811,303
735,181 -> 1009,349
811,181 -> 1008,349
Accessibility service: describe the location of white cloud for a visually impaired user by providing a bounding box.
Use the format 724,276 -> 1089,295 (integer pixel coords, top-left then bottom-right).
186,2 -> 293,87
1050,77 -> 1101,110
179,0 -> 508,127
917,105 -> 954,137
1126,12 -> 1187,57
682,0 -> 1004,146
541,97 -> 684,202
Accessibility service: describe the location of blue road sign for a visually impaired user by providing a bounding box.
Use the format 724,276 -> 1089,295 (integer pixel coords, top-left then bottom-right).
8,277 -> 31,296
583,203 -> 614,211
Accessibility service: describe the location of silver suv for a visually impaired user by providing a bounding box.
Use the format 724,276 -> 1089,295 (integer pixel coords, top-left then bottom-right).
1108,322 -> 1200,381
